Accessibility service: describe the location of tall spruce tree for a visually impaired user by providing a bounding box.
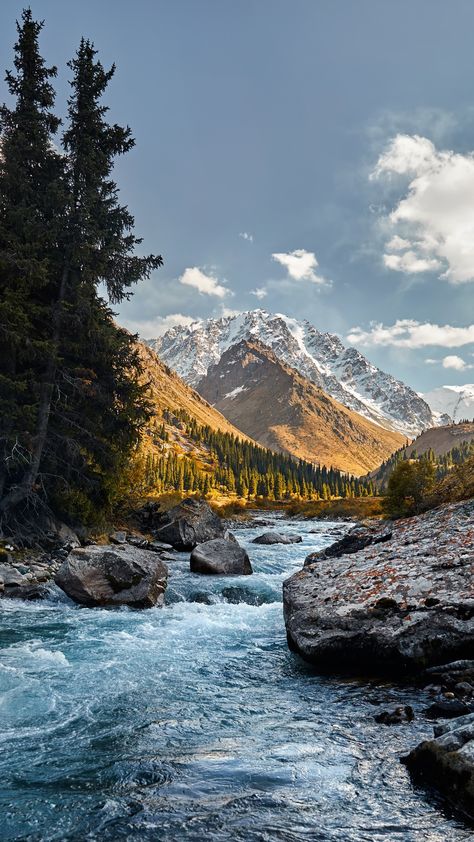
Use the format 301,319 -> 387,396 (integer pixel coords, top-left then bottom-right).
0,14 -> 162,534
0,9 -> 66,521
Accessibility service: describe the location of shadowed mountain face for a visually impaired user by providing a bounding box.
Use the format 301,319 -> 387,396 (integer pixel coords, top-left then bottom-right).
148,309 -> 435,437
196,339 -> 404,475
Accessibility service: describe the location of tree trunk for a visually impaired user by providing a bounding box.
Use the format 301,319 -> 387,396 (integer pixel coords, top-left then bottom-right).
0,264 -> 69,515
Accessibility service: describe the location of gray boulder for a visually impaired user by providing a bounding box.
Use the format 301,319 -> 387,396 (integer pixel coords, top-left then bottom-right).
252,531 -> 302,545
190,538 -> 252,575
55,545 -> 168,608
403,713 -> 474,820
284,499 -> 474,674
154,498 -> 226,550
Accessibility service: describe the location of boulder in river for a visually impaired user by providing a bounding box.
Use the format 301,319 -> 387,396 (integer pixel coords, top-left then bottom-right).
252,531 -> 302,545
55,545 -> 168,608
284,499 -> 474,674
154,498 -> 226,550
190,538 -> 252,575
403,712 -> 474,821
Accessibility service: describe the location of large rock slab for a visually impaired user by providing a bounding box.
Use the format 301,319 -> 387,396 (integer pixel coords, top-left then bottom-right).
283,500 -> 474,674
190,538 -> 252,575
403,713 -> 474,821
55,545 -> 168,608
154,498 -> 226,550
252,531 -> 302,545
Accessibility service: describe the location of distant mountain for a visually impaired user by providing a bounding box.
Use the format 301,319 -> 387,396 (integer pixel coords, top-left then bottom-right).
148,309 -> 434,437
422,385 -> 474,424
196,339 -> 405,475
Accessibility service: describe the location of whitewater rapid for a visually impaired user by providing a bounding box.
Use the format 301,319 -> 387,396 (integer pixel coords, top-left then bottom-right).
0,515 -> 471,840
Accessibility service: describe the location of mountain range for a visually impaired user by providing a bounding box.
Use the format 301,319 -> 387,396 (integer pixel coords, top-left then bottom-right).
197,339 -> 405,475
422,385 -> 474,424
148,309 -> 436,438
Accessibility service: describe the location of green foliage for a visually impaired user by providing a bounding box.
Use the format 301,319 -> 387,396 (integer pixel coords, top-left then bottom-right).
142,409 -> 375,501
383,459 -> 436,518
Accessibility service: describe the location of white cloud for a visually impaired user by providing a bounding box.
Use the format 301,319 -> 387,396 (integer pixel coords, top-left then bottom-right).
250,287 -> 267,300
119,312 -> 196,338
179,266 -> 230,298
371,133 -> 474,283
220,307 -> 242,319
271,249 -> 330,285
347,319 -> 474,349
239,231 -> 254,242
442,355 -> 471,371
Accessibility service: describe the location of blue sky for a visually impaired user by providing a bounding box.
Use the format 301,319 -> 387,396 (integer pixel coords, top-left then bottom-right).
1,0 -> 474,391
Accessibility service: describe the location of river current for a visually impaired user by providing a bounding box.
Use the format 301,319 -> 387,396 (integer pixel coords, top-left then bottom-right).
0,515 -> 471,841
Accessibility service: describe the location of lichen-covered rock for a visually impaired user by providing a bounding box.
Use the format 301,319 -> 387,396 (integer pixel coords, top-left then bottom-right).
55,545 -> 168,608
190,538 -> 252,575
252,532 -> 302,545
154,498 -> 226,550
403,713 -> 474,821
284,500 -> 474,674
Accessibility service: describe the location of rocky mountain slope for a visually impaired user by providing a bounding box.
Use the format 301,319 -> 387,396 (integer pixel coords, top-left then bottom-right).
148,309 -> 435,437
134,342 -> 252,474
422,384 -> 474,424
196,339 -> 405,475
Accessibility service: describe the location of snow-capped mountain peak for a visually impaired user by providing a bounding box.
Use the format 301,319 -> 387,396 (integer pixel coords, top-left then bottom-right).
147,309 -> 436,437
422,385 -> 474,424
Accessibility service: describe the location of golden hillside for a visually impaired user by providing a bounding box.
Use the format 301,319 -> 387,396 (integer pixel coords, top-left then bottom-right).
197,339 -> 405,475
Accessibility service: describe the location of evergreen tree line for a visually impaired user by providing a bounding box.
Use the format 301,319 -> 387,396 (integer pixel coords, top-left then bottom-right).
144,410 -> 376,500
376,437 -> 474,492
0,10 -> 161,534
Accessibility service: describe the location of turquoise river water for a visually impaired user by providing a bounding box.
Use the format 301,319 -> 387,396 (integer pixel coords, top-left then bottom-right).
0,515 -> 471,841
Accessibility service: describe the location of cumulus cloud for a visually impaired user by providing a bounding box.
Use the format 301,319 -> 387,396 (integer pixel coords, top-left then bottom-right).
371,133 -> 474,283
271,249 -> 330,285
179,266 -> 230,298
347,319 -> 474,349
442,355 -> 471,371
119,312 -> 196,338
239,231 -> 254,242
250,287 -> 267,300
220,307 -> 242,318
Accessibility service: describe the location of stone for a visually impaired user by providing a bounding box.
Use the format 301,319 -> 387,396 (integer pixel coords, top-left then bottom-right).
221,586 -> 265,606
252,532 -> 302,545
0,564 -> 27,587
109,531 -> 127,544
154,498 -> 227,550
190,538 -> 252,576
284,499 -> 474,674
304,525 -> 392,566
375,705 -> 414,725
2,583 -> 50,601
425,698 -> 472,719
55,545 -> 168,608
403,713 -> 474,821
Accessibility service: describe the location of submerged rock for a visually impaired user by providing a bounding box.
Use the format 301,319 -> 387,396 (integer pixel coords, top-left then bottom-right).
403,713 -> 474,821
221,586 -> 265,605
190,538 -> 252,575
252,531 -> 302,545
154,498 -> 226,550
55,545 -> 168,608
375,705 -> 414,725
284,499 -> 474,674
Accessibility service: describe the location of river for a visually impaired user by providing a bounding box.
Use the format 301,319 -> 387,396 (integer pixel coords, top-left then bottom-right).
0,514 -> 471,841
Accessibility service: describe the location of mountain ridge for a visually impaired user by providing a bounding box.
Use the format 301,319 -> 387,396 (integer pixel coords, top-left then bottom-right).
196,338 -> 405,475
148,309 -> 435,437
